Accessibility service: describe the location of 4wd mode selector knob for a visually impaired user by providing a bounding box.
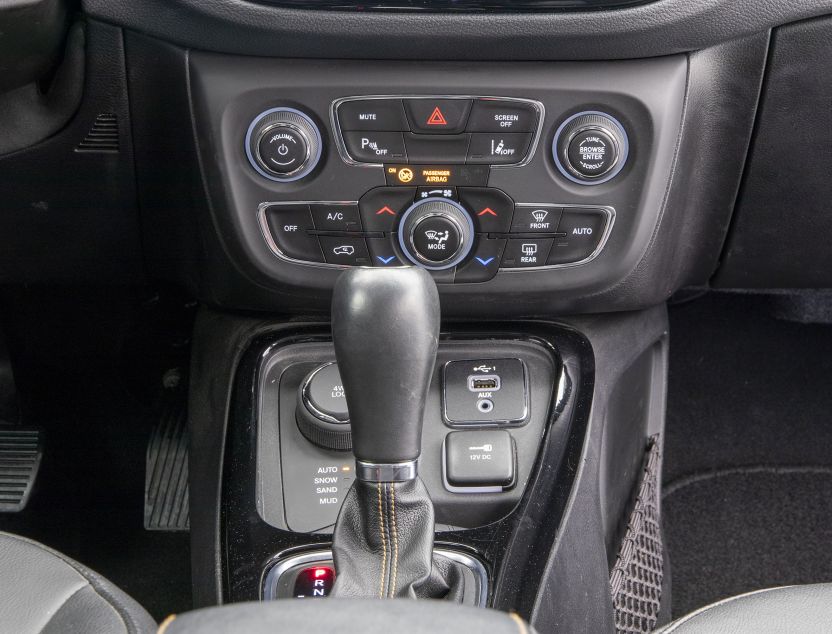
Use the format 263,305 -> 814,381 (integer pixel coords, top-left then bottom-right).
553,111 -> 629,185
245,107 -> 323,182
398,198 -> 475,271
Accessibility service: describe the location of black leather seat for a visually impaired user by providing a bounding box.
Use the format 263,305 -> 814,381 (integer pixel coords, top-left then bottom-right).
657,584 -> 832,634
0,531 -> 156,634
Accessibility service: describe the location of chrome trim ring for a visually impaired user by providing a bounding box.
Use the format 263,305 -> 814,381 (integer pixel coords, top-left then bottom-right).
245,107 -> 323,183
551,110 -> 629,186
356,459 -> 418,482
300,362 -> 350,425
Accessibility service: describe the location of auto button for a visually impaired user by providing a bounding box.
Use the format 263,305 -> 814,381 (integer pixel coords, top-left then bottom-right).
547,209 -> 608,265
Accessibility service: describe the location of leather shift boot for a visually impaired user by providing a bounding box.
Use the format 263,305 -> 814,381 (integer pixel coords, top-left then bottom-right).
331,477 -> 465,600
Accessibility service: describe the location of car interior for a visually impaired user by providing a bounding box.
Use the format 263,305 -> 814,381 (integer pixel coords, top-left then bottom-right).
2,0 -> 832,632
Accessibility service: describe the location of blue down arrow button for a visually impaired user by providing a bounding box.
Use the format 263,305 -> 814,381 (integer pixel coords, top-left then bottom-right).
455,238 -> 506,283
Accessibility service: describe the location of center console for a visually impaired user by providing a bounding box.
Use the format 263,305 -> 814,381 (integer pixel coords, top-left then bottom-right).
165,25 -> 765,634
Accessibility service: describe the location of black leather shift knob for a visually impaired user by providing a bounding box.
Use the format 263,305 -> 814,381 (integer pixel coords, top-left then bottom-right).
331,267 -> 440,476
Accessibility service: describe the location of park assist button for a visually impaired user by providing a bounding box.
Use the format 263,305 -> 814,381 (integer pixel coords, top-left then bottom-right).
405,99 -> 472,134
466,100 -> 538,133
444,430 -> 515,490
343,131 -> 407,163
264,205 -> 324,263
337,99 -> 409,131
467,133 -> 532,165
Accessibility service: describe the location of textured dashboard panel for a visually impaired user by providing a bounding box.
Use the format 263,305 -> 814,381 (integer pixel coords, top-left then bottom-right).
716,16 -> 832,289
83,0 -> 832,61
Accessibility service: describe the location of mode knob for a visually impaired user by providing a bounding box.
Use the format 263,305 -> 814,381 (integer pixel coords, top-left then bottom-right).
296,363 -> 352,452
398,198 -> 475,271
245,107 -> 322,182
553,111 -> 629,185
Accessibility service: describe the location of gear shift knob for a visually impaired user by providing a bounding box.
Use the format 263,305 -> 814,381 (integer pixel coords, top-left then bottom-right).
331,267 -> 440,482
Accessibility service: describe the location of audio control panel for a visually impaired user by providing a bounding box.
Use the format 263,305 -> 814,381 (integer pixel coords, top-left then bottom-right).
188,56 -> 687,313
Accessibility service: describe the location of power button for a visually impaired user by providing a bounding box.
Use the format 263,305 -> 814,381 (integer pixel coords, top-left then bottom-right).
257,126 -> 310,176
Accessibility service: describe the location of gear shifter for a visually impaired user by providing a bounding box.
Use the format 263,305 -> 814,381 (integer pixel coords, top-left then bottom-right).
331,266 -> 439,481
329,267 -> 463,600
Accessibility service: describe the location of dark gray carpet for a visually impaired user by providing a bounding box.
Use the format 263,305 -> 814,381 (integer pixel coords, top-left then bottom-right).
663,467 -> 832,617
664,292 -> 832,618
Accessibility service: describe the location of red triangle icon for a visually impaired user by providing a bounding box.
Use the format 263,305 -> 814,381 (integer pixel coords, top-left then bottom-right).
427,107 -> 448,126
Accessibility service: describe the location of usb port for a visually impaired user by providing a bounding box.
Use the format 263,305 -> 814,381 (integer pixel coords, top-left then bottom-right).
468,375 -> 501,392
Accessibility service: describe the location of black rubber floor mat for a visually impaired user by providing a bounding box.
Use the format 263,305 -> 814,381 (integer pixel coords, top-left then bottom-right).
144,401 -> 189,531
0,426 -> 42,512
663,467 -> 832,618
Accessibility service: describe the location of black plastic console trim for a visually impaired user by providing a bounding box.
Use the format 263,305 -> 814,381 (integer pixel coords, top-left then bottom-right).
219,322 -> 593,616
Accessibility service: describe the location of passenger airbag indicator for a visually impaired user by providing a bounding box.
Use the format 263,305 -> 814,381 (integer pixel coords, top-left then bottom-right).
385,164 -> 489,187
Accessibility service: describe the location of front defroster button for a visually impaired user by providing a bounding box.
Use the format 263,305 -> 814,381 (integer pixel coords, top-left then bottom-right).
510,205 -> 563,233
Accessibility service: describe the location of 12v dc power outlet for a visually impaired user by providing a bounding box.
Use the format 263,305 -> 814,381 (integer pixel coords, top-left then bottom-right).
444,430 -> 515,489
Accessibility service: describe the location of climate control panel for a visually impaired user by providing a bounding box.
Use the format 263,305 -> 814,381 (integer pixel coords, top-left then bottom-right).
258,186 -> 613,282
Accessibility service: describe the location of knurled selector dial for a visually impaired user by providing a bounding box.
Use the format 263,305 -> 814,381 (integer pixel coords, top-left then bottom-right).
398,198 -> 475,271
553,111 -> 629,185
245,107 -> 323,182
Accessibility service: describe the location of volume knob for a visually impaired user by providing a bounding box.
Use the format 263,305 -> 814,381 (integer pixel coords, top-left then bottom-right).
245,107 -> 323,182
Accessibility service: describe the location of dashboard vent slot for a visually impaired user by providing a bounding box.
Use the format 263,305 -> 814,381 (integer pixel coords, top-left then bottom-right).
76,113 -> 119,153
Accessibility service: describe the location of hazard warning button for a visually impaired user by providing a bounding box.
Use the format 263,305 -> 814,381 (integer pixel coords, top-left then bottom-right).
405,99 -> 472,134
